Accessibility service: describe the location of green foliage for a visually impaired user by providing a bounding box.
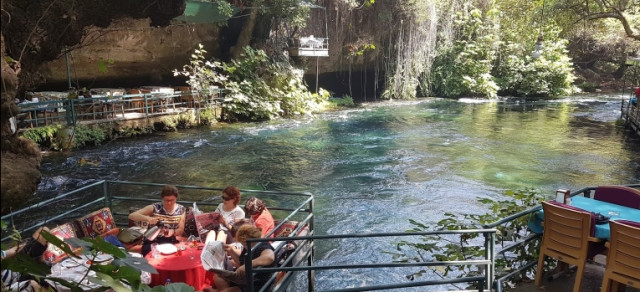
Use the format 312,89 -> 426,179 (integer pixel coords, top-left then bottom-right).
200,0 -> 311,28
173,43 -> 227,105
73,125 -> 107,148
328,95 -> 356,107
198,107 -> 217,125
494,27 -> 576,98
118,126 -> 153,138
1,221 -> 192,292
21,125 -> 63,150
431,8 -> 500,99
176,45 -> 327,121
391,188 -> 546,290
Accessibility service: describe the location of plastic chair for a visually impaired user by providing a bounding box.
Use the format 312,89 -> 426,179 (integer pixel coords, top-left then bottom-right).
535,201 -> 602,292
593,185 -> 640,209
600,220 -> 640,292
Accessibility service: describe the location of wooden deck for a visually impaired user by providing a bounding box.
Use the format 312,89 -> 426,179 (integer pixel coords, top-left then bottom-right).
516,255 -> 639,292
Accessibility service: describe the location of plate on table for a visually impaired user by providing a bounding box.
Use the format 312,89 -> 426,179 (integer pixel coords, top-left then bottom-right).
156,243 -> 178,255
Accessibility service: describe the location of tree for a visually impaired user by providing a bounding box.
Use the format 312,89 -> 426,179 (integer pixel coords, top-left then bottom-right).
557,0 -> 640,41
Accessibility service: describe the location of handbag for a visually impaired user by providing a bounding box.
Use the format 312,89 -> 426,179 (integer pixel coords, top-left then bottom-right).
117,227 -> 144,244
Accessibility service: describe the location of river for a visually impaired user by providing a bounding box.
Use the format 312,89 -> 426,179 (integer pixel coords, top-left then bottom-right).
37,95 -> 640,290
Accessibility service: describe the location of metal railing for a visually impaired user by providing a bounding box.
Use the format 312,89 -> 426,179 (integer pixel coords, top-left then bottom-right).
7,182 -> 634,291
16,89 -> 224,129
250,229 -> 495,292
621,99 -> 640,136
488,183 -> 640,292
2,181 -> 493,291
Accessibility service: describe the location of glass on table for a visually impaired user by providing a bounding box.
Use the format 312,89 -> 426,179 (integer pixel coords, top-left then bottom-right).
151,243 -> 159,259
607,211 -> 620,217
191,236 -> 200,248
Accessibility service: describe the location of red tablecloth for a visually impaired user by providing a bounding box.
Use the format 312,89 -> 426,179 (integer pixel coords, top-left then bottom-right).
145,243 -> 215,291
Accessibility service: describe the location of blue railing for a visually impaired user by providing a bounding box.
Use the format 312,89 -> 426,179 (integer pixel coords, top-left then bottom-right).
10,182 -> 635,290
2,180 -> 496,291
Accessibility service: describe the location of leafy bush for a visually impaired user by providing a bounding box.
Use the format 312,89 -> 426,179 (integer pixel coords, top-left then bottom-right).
198,106 -> 217,125
73,125 -> 107,148
390,188 -> 546,290
431,8 -> 500,99
21,125 -> 63,150
494,27 -> 576,98
176,45 -> 328,122
328,95 -> 356,107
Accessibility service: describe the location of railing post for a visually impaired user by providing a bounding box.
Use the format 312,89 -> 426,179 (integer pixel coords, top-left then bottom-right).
308,193 -> 315,291
144,93 -> 149,117
246,241 -> 254,292
484,230 -> 495,292
103,180 -> 111,209
70,99 -> 75,126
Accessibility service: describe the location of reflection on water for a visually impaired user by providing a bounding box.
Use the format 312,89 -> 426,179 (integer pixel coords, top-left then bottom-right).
38,96 -> 640,290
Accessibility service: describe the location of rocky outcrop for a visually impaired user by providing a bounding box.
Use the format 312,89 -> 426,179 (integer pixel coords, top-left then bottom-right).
1,0 -> 186,214
1,34 -> 42,214
39,18 -> 221,90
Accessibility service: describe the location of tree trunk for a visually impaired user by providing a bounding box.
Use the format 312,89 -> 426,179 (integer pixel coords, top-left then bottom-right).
231,9 -> 259,60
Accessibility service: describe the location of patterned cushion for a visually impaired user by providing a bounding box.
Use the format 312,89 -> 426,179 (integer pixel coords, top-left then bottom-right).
75,207 -> 116,238
273,220 -> 299,238
42,223 -> 77,264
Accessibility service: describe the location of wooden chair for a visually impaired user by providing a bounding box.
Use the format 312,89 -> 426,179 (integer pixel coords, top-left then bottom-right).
600,220 -> 640,292
535,201 -> 601,292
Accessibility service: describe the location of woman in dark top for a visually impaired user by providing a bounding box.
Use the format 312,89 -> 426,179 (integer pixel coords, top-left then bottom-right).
204,225 -> 275,292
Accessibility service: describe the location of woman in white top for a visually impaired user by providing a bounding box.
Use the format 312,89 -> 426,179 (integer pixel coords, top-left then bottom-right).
215,186 -> 245,231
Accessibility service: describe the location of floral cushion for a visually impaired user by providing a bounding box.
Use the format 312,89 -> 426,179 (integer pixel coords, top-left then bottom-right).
75,207 -> 116,238
273,220 -> 299,238
42,223 -> 77,264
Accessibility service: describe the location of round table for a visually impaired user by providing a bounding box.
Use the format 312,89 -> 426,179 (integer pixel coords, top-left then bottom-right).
145,243 -> 215,290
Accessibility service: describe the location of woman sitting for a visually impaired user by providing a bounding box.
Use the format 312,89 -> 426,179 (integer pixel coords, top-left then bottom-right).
1,227 -> 50,292
128,185 -> 186,256
244,197 -> 275,238
204,225 -> 275,292
215,186 -> 246,231
208,186 -> 246,244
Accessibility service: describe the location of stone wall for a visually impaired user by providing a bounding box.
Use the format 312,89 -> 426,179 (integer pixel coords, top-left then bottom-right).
38,18 -> 221,90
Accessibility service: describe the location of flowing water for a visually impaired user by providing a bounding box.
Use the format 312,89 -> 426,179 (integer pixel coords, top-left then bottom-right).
37,95 -> 640,290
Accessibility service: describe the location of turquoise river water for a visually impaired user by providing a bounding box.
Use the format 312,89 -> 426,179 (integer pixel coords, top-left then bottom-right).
37,95 -> 640,290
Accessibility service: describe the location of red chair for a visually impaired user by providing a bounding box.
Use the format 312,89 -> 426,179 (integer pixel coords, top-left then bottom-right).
593,185 -> 640,209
